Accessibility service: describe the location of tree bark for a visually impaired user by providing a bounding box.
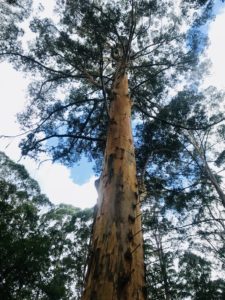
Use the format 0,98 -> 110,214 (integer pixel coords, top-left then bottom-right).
81,74 -> 146,300
154,232 -> 171,300
204,162 -> 225,208
184,131 -> 225,209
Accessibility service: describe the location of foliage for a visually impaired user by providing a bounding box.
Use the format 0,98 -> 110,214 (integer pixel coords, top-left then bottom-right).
138,88 -> 225,299
0,0 -> 32,55
0,0 -> 215,170
2,148 -> 224,299
2,0 -> 225,299
0,152 -> 92,299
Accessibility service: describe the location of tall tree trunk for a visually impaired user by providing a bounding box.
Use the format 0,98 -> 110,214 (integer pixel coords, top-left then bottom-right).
82,74 -> 146,300
204,162 -> 225,208
184,131 -> 225,208
154,232 -> 171,300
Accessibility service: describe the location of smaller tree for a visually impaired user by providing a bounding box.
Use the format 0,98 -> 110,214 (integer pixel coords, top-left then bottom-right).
177,252 -> 225,300
0,151 -> 92,299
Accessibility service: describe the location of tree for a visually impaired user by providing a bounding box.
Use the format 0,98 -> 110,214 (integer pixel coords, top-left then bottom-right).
0,151 -> 93,299
0,0 -> 32,55
0,152 -> 51,299
136,85 -> 225,299
1,0 -> 219,299
177,252 -> 225,300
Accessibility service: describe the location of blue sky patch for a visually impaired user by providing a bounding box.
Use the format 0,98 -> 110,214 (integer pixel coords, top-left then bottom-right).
70,156 -> 94,185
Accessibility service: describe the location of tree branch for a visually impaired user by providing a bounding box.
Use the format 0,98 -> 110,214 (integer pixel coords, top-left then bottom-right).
134,104 -> 197,130
25,134 -> 105,153
0,51 -> 76,76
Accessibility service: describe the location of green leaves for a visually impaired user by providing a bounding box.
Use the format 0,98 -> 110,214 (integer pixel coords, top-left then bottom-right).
1,0 -> 210,168
0,152 -> 93,299
2,1 -> 225,298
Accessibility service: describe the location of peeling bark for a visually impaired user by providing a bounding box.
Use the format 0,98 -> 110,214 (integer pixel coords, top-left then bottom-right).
81,74 -> 146,300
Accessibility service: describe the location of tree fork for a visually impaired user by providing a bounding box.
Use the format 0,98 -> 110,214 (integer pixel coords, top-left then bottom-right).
81,74 -> 146,300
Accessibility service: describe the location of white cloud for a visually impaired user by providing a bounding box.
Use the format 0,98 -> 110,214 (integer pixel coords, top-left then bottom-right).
1,4 -> 225,210
0,63 -> 97,208
24,159 -> 97,209
0,63 -> 28,135
204,6 -> 225,89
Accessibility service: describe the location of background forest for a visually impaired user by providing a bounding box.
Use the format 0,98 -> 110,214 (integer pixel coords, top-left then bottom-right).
1,0 -> 225,299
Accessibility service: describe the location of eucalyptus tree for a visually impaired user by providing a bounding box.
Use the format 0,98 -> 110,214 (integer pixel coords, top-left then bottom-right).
0,0 -> 32,55
42,204 -> 93,300
0,151 -> 92,299
0,151 -> 51,299
177,252 -> 225,300
136,86 -> 225,299
1,0 -> 217,298
143,200 -> 178,300
143,206 -> 225,299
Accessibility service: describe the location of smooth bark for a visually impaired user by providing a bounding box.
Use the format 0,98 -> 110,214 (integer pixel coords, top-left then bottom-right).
185,131 -> 225,208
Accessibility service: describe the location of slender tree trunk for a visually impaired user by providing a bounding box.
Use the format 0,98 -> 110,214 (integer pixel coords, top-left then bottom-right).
81,74 -> 146,300
204,162 -> 225,208
184,131 -> 225,208
155,233 -> 171,300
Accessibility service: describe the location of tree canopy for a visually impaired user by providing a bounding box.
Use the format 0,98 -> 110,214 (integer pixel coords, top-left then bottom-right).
1,0 -> 216,169
0,151 -> 92,299
2,0 -> 225,299
1,151 -> 225,299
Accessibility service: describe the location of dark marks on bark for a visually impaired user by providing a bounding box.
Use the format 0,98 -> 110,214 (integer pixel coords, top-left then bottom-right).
107,153 -> 115,183
93,248 -> 101,279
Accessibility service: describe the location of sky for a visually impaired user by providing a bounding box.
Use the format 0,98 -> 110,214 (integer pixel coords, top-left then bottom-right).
204,3 -> 225,89
0,62 -> 97,208
0,1 -> 225,209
